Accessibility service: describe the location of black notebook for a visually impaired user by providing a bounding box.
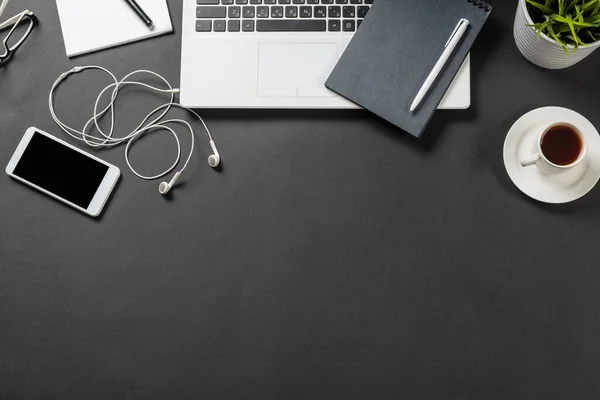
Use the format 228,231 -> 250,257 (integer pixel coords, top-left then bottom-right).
325,0 -> 493,138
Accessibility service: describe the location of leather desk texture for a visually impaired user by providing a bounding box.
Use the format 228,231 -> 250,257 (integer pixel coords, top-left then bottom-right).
1,1 -> 600,399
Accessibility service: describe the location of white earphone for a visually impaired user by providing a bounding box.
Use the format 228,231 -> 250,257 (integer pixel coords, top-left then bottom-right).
48,66 -> 221,196
208,140 -> 220,168
158,171 -> 181,195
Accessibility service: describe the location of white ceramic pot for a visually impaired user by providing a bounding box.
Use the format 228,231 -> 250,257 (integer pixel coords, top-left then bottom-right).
514,0 -> 600,69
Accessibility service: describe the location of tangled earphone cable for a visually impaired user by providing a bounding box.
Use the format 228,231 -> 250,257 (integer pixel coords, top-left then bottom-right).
48,66 -> 221,195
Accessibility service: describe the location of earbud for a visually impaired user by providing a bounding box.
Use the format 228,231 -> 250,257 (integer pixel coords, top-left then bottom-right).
158,171 -> 181,195
208,139 -> 221,168
49,67 -> 224,198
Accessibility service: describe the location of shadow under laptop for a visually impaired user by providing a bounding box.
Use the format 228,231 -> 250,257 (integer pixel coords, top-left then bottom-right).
200,107 -> 480,154
199,108 -> 368,123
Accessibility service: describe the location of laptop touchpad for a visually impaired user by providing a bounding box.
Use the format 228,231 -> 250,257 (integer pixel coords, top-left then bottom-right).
258,43 -> 338,98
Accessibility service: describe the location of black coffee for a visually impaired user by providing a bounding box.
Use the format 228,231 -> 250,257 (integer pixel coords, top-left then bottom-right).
540,125 -> 583,166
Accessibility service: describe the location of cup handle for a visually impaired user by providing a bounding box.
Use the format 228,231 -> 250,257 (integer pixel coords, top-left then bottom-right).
520,154 -> 541,167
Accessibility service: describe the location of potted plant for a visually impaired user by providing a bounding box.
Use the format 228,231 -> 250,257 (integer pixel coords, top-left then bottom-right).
514,0 -> 600,69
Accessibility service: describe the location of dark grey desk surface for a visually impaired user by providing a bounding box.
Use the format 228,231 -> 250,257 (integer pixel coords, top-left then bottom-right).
2,1 -> 600,399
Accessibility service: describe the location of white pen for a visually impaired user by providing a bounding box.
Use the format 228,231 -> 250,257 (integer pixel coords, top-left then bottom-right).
410,18 -> 470,113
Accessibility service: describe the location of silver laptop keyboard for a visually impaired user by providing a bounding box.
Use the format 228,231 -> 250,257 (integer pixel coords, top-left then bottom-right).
195,0 -> 374,33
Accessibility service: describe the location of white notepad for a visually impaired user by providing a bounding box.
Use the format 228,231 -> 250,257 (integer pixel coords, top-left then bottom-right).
55,0 -> 173,57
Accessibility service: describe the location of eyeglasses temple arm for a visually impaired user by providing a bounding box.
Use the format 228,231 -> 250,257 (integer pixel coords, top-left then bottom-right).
0,10 -> 33,31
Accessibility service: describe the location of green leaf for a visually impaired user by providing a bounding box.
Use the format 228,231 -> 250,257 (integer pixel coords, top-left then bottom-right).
586,29 -> 597,40
553,13 -> 598,26
566,14 -> 585,43
525,0 -> 600,51
582,0 -> 599,11
539,16 -> 555,36
584,13 -> 600,22
548,23 -> 571,54
566,0 -> 579,14
529,19 -> 556,39
557,23 -> 574,32
526,0 -> 555,14
575,5 -> 584,23
565,34 -> 581,49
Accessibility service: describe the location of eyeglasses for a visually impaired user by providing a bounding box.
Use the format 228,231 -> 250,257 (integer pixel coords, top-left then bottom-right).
0,0 -> 36,66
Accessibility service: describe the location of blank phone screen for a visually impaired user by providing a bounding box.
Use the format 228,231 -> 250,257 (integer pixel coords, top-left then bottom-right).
13,132 -> 109,209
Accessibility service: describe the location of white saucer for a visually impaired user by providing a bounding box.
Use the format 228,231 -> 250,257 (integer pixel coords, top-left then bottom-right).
503,106 -> 600,204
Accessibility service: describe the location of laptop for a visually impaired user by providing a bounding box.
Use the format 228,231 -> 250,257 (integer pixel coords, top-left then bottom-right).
180,0 -> 471,110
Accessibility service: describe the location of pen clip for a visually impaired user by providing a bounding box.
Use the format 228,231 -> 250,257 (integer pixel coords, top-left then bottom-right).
445,18 -> 470,48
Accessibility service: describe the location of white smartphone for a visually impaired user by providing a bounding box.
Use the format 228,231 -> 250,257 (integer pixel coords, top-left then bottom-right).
5,127 -> 121,217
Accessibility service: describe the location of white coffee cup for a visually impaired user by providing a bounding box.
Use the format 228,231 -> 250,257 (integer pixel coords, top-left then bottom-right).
520,122 -> 587,175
